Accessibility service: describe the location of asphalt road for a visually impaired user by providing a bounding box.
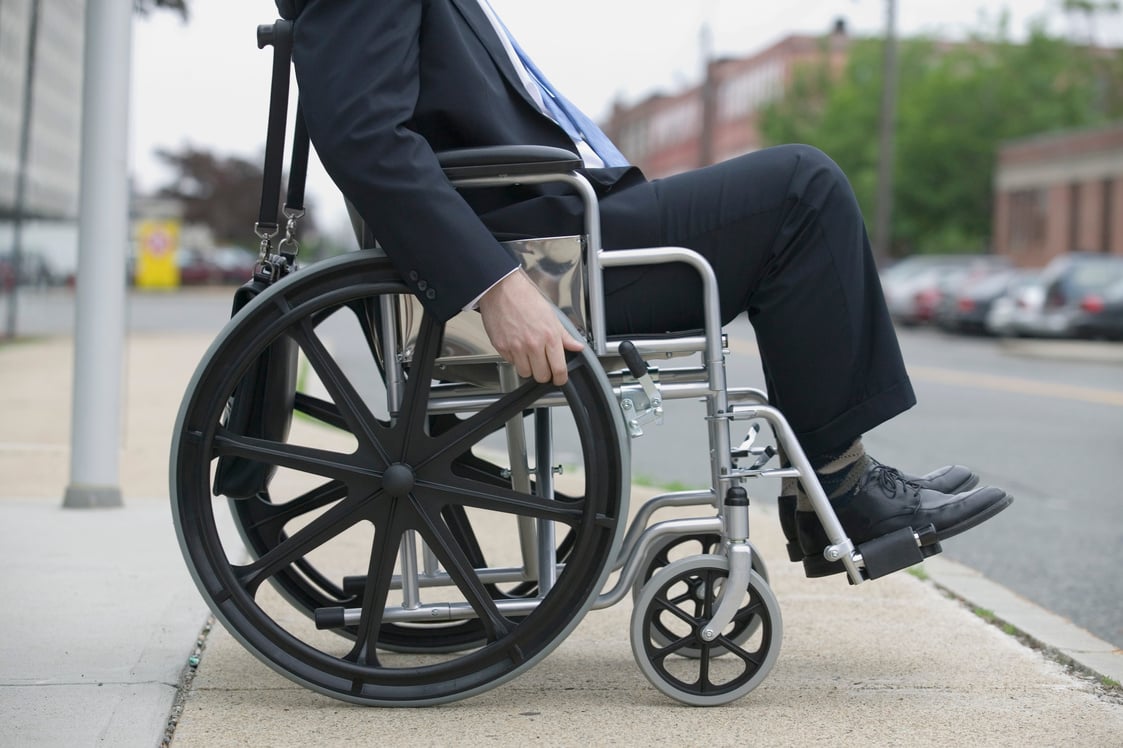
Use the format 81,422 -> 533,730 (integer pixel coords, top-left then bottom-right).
5,286 -> 1121,647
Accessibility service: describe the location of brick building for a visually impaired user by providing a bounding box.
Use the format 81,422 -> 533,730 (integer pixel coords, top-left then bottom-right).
992,123 -> 1123,266
603,22 -> 850,179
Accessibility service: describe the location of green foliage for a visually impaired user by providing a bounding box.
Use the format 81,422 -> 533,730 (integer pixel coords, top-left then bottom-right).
760,15 -> 1123,257
973,607 -> 996,622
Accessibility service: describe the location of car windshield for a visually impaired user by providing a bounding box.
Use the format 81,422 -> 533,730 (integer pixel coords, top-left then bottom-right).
1067,260 -> 1123,294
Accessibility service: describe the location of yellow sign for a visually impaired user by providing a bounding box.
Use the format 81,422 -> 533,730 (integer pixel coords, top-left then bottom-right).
135,219 -> 181,289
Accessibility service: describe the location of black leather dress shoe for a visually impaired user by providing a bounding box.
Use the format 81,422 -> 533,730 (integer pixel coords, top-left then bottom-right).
796,461 -> 1012,578
777,461 -> 978,561
874,459 -> 978,494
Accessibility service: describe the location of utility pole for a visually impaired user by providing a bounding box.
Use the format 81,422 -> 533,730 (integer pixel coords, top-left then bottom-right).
63,0 -> 133,509
4,0 -> 40,340
872,0 -> 898,264
698,22 -> 716,168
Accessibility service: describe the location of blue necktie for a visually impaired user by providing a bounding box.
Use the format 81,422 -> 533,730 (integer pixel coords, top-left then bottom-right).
493,17 -> 629,167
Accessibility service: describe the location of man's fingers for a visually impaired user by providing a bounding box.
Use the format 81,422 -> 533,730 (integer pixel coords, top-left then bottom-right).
562,333 -> 585,352
477,270 -> 587,386
546,339 -> 571,386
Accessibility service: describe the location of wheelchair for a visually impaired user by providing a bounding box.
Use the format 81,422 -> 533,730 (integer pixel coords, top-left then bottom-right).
169,20 -> 945,708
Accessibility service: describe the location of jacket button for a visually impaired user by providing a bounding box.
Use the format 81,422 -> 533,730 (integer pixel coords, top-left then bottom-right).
417,280 -> 428,291
425,289 -> 436,300
408,270 -> 419,281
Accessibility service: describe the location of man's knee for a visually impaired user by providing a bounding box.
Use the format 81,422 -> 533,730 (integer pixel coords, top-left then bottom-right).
779,144 -> 855,210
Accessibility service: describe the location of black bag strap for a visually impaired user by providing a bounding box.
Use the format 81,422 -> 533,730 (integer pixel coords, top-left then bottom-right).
253,19 -> 310,279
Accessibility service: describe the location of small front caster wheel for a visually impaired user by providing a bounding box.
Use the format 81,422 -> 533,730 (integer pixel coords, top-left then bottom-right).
633,533 -> 769,659
630,554 -> 781,706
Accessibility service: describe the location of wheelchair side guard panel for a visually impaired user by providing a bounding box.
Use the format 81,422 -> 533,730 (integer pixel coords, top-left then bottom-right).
397,234 -> 588,366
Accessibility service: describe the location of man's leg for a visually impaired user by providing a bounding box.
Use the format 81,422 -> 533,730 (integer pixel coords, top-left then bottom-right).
599,144 -> 912,453
597,144 -> 1011,565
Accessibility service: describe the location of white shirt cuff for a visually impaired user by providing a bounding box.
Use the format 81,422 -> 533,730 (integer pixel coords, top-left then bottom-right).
462,267 -> 519,311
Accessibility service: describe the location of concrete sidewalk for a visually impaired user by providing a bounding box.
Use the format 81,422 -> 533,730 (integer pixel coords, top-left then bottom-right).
2,331 -> 1121,746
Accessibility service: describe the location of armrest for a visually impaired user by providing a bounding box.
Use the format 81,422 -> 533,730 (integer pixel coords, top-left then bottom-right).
437,145 -> 582,181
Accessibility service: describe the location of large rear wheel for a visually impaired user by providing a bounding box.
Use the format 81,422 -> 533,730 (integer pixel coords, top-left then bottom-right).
171,252 -> 628,705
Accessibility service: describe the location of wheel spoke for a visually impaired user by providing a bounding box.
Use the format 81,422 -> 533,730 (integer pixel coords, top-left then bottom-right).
653,593 -> 700,628
293,392 -> 349,431
288,319 -> 393,465
666,590 -> 694,607
698,639 -> 712,689
346,501 -> 403,665
238,480 -> 348,539
235,493 -> 367,595
730,599 -> 764,626
213,429 -> 376,484
715,633 -> 766,668
416,476 -> 584,526
414,501 -> 513,641
396,314 -> 442,438
652,633 -> 696,661
417,378 -> 556,471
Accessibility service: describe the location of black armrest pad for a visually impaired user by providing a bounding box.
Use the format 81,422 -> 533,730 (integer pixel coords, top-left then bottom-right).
438,145 -> 582,181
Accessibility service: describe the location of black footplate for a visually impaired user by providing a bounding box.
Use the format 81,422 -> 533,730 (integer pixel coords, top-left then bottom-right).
859,523 -> 942,580
801,523 -> 942,581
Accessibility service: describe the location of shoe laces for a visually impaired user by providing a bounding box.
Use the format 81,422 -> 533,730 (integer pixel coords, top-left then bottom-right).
864,459 -> 921,498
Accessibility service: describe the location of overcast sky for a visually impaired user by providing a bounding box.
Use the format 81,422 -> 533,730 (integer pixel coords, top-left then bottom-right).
129,0 -> 1123,239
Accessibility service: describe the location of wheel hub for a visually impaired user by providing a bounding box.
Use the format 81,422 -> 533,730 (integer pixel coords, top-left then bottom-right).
382,463 -> 415,497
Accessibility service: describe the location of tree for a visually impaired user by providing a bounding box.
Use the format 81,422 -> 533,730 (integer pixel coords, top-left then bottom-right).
154,145 -> 316,249
134,0 -> 189,20
760,15 -> 1123,257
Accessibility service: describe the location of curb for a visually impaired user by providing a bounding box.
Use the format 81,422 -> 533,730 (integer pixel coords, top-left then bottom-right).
923,556 -> 1123,689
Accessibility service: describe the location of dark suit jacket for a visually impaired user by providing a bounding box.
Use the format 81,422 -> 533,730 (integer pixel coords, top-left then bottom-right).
290,0 -> 650,321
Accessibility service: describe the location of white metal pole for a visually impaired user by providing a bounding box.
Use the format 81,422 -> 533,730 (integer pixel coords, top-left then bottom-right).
64,0 -> 133,508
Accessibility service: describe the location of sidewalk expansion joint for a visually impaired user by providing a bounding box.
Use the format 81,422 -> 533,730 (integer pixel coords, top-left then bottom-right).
161,615 -> 216,748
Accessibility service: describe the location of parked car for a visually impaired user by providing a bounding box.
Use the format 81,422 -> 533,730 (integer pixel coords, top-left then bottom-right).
176,248 -> 223,285
882,254 -> 1010,326
1017,253 -> 1123,338
936,268 -> 1036,335
0,251 -> 59,288
985,272 -> 1045,337
1068,275 -> 1123,341
211,247 -> 258,284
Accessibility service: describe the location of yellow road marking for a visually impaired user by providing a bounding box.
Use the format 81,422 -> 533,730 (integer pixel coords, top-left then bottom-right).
907,365 -> 1123,408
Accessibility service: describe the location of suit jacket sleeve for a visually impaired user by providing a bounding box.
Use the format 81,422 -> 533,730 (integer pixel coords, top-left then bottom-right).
292,0 -> 520,322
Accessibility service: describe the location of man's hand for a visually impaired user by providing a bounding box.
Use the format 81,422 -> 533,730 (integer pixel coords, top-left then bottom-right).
478,270 -> 585,386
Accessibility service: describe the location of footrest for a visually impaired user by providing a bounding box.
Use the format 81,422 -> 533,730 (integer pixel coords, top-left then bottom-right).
858,524 -> 942,580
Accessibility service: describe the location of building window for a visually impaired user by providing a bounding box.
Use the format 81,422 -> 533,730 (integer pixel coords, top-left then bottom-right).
1069,182 -> 1082,252
1102,178 -> 1113,254
1008,188 -> 1047,252
648,100 -> 701,150
717,61 -> 784,121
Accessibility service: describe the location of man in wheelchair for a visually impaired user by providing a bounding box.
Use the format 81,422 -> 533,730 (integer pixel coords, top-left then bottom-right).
279,0 -> 1012,575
